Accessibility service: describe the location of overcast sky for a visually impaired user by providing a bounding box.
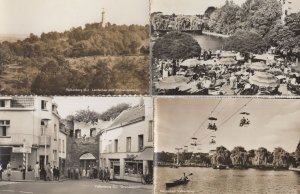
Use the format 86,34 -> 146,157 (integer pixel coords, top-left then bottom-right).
0,0 -> 149,35
53,96 -> 149,119
155,97 -> 300,153
151,0 -> 300,15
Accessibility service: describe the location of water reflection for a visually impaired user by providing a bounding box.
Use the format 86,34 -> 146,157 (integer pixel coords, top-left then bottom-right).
155,167 -> 300,194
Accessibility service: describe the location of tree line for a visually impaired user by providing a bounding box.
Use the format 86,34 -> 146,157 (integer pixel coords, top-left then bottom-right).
0,23 -> 149,94
204,0 -> 300,58
0,23 -> 149,64
156,144 -> 299,168
66,103 -> 131,124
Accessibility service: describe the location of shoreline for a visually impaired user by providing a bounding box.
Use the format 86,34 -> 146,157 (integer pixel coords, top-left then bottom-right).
155,165 -> 292,171
202,31 -> 230,38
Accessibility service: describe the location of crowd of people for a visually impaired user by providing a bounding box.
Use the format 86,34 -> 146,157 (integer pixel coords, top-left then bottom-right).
154,50 -> 300,95
67,167 -> 114,182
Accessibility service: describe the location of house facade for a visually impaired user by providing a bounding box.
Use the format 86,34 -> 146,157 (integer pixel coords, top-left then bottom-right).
99,98 -> 154,182
0,96 -> 63,172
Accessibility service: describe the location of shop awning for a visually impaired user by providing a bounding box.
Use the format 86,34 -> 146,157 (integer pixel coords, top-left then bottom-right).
80,153 -> 96,160
135,147 -> 154,161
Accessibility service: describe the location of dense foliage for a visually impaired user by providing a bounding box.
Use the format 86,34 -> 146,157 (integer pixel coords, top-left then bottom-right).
66,103 -> 130,123
206,0 -> 299,57
156,146 -> 295,168
152,32 -> 201,60
0,23 -> 149,94
224,30 -> 267,54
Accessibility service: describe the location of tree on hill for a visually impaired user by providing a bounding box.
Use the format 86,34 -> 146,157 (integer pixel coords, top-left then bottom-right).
89,59 -> 115,91
224,30 -> 267,54
72,109 -> 101,124
99,103 -> 131,121
152,32 -> 201,60
31,56 -> 74,95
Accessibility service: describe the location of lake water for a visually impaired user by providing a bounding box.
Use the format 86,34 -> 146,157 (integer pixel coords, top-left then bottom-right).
155,167 -> 300,194
193,35 -> 224,51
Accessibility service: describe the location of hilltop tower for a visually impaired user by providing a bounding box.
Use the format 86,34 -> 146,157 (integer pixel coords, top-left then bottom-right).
101,8 -> 106,27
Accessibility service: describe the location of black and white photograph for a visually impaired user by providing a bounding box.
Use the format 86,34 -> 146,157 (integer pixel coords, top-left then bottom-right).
0,96 -> 153,194
151,0 -> 300,96
154,97 -> 300,193
0,0 -> 149,95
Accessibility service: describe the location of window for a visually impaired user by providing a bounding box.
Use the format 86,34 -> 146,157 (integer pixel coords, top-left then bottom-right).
109,140 -> 112,153
138,135 -> 144,151
0,120 -> 10,137
124,160 -> 143,176
41,100 -> 47,110
41,121 -> 46,136
53,150 -> 57,161
114,139 -> 118,153
148,120 -> 153,142
62,140 -> 65,153
126,137 -> 131,152
90,128 -> 96,137
0,100 -> 5,107
54,124 -> 57,140
75,129 -> 81,138
58,139 -> 61,153
110,159 -> 120,176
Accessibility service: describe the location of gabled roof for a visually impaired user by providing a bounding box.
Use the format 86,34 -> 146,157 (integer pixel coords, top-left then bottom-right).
105,105 -> 145,130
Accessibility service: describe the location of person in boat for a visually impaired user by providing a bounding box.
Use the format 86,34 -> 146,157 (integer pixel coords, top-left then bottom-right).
180,173 -> 188,181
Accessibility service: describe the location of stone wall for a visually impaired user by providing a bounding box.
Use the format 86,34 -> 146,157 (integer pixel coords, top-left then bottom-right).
65,136 -> 99,170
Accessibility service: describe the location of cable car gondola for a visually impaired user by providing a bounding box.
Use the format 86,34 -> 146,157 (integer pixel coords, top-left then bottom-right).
208,117 -> 218,131
191,137 -> 198,146
210,136 -> 216,144
240,112 -> 250,127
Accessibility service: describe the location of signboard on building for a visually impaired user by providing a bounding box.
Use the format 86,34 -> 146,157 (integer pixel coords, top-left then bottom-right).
12,147 -> 31,153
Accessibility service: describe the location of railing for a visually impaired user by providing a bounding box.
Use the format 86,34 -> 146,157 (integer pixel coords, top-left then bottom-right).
0,134 -> 39,146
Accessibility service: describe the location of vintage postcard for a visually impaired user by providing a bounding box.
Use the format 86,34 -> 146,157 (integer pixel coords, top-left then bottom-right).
151,0 -> 300,96
0,96 -> 153,194
0,0 -> 150,95
154,97 -> 300,194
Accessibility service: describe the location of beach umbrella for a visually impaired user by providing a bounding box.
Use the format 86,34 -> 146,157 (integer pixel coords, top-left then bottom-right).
249,62 -> 269,72
155,75 -> 190,90
249,72 -> 280,88
200,59 -> 216,67
267,68 -> 283,76
180,58 -> 202,67
218,58 -> 237,65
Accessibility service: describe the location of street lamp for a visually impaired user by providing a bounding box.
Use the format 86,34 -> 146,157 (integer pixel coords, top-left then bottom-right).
42,118 -> 51,168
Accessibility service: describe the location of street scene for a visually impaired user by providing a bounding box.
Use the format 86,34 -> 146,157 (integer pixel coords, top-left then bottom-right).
0,96 -> 153,193
154,97 -> 300,194
0,0 -> 149,95
151,0 -> 300,95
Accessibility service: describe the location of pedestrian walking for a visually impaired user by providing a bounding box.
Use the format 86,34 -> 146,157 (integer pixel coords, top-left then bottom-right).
53,166 -> 57,181
99,168 -> 103,181
104,167 -> 109,182
57,167 -> 60,181
34,162 -> 40,181
7,161 -> 11,181
109,168 -> 114,181
82,168 -> 86,177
